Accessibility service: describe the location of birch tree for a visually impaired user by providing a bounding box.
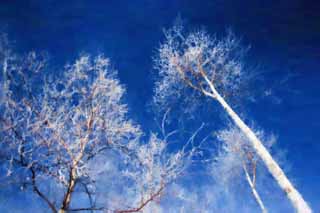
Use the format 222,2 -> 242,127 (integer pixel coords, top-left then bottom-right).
212,126 -> 278,212
153,22 -> 311,212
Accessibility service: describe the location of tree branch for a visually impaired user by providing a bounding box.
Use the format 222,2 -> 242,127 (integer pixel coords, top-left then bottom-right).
116,183 -> 165,213
67,207 -> 105,212
31,168 -> 57,213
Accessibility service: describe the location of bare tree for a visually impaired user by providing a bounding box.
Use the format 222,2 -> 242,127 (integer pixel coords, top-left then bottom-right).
0,48 -> 141,212
0,39 -> 205,212
114,112 -> 206,213
153,22 -> 311,212
213,126 -> 277,212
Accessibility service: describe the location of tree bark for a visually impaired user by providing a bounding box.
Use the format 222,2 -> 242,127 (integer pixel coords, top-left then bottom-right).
203,75 -> 312,213
59,168 -> 77,213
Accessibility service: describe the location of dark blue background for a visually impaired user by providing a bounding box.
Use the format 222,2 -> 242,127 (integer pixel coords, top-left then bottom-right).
0,0 -> 319,210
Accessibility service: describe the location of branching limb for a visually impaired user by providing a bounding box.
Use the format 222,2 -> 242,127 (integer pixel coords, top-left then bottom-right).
31,168 -> 57,213
242,163 -> 267,213
115,183 -> 165,213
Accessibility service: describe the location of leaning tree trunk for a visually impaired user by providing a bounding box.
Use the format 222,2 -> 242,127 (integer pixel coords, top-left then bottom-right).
203,76 -> 312,213
243,164 -> 267,213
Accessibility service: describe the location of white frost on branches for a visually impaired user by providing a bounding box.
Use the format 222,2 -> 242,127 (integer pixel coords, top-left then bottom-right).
0,36 -> 202,213
212,126 -> 276,212
110,124 -> 204,213
153,21 -> 245,113
153,21 -> 312,212
213,126 -> 276,184
0,41 -> 142,212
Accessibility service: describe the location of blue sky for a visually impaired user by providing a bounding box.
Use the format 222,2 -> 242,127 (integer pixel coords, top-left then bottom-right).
0,0 -> 319,211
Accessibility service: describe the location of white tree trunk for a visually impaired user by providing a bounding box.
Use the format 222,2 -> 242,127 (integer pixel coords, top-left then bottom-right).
243,164 -> 267,213
203,76 -> 312,213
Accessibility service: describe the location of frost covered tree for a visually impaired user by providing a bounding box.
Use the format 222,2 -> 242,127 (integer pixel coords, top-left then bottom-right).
112,110 -> 205,213
0,46 -> 142,212
213,126 -> 278,212
153,22 -> 311,212
0,38 -> 203,213
114,133 -> 201,213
